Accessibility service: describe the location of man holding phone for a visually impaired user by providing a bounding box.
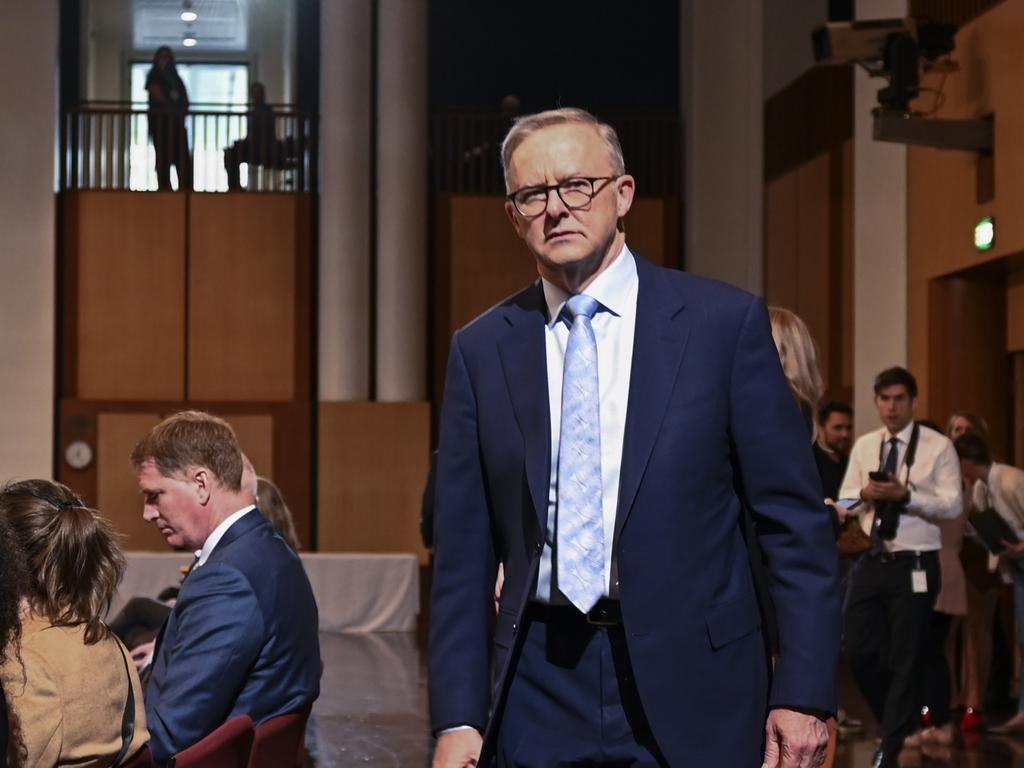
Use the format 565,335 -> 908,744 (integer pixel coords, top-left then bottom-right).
837,367 -> 962,767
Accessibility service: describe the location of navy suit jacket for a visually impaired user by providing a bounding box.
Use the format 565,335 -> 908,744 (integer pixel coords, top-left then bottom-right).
428,255 -> 840,765
145,510 -> 320,765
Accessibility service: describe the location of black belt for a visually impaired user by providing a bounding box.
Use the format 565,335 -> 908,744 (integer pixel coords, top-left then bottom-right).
527,598 -> 622,627
866,549 -> 936,563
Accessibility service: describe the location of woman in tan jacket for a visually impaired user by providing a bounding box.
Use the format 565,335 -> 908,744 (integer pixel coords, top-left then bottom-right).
0,479 -> 149,767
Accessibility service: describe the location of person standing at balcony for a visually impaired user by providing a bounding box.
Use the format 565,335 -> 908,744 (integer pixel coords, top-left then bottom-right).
146,46 -> 191,191
224,82 -> 278,191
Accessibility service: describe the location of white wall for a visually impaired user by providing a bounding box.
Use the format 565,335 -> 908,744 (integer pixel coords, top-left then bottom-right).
0,0 -> 57,479
852,0 -> 909,436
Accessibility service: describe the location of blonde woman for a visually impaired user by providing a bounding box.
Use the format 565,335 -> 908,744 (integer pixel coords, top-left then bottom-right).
769,306 -> 825,441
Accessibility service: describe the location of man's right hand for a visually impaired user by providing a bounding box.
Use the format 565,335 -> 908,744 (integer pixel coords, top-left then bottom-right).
433,729 -> 483,768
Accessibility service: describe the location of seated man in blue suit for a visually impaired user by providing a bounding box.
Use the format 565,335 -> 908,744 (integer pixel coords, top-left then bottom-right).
429,108 -> 840,767
132,410 -> 320,765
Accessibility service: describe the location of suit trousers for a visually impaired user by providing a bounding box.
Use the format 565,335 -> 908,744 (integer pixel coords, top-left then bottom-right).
843,551 -> 940,753
497,606 -> 667,767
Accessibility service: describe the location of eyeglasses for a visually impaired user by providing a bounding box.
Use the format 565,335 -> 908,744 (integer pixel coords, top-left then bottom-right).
506,176 -> 619,218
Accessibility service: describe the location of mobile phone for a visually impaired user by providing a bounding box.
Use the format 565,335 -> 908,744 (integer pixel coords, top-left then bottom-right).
835,498 -> 862,511
868,470 -> 891,482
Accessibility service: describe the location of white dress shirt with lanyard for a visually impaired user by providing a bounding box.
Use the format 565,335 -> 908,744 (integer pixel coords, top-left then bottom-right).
839,422 -> 962,552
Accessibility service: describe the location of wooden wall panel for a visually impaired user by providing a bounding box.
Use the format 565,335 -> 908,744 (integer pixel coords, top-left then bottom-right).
75,192 -> 185,400
188,194 -> 296,401
1008,264 -> 1024,352
908,0 -> 1024,283
926,270 -> 1010,460
96,412 -> 166,550
764,172 -> 798,311
762,146 -> 853,402
318,402 -> 430,563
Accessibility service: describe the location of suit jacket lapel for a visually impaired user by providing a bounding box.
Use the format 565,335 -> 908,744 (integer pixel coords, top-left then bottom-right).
615,257 -> 690,541
497,282 -> 551,532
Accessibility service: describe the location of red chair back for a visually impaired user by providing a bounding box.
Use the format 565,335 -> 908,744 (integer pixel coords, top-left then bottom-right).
120,744 -> 153,768
246,704 -> 313,768
171,715 -> 254,768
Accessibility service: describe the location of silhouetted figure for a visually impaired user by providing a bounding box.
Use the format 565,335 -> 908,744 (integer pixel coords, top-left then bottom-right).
146,46 -> 191,191
224,82 -> 279,191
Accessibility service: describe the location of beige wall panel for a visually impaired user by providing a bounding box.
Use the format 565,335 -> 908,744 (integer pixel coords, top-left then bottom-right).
318,402 -> 429,563
227,414 -> 274,481
97,412 -> 166,550
764,171 -> 798,311
77,192 -> 185,400
188,194 -> 296,401
795,153 -> 831,381
1009,266 -> 1024,353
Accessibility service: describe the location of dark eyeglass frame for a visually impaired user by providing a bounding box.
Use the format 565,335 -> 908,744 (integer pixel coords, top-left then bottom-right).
506,175 -> 620,218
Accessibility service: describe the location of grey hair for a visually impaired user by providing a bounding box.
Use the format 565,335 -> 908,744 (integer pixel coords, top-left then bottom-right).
500,107 -> 626,192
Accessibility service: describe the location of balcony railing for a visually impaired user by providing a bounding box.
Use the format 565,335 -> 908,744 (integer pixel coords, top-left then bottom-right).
431,111 -> 681,197
62,102 -> 317,193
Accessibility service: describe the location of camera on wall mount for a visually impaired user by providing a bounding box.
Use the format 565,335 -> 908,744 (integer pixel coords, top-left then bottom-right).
812,18 -> 993,153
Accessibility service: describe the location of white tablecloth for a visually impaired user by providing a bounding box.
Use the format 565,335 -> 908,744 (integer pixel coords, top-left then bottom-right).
112,551 -> 420,633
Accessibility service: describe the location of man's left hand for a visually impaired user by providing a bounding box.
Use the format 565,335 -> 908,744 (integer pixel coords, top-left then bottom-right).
761,708 -> 828,768
865,477 -> 908,503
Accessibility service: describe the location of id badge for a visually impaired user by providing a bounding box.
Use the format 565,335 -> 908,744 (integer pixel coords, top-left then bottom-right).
911,569 -> 928,594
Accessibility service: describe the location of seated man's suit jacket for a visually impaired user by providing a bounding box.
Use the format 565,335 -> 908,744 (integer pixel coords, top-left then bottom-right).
428,255 -> 841,766
145,510 -> 320,764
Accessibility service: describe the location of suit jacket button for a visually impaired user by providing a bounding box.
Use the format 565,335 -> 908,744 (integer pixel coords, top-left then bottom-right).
512,623 -> 517,635
535,542 -> 542,553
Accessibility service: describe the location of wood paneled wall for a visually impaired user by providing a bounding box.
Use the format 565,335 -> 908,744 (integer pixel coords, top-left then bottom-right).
68,193 -> 186,400
60,191 -> 313,549
925,268 -> 1011,460
763,143 -> 854,402
188,194 -> 303,401
317,402 -> 430,563
763,65 -> 854,404
907,0 -> 1021,437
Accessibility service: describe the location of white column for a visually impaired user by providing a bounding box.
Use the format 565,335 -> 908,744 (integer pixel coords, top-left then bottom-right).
680,0 -> 764,294
0,0 -> 56,478
853,0 -> 908,436
319,0 -> 372,401
376,0 -> 428,401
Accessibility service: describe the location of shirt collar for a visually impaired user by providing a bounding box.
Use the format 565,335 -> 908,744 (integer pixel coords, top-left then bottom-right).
885,421 -> 915,445
541,244 -> 637,327
195,505 -> 255,568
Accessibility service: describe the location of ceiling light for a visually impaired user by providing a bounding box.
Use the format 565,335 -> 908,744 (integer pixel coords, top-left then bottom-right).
182,33 -> 197,47
180,1 -> 197,23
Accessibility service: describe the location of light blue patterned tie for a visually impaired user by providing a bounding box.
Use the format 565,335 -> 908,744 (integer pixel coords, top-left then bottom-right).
557,294 -> 605,613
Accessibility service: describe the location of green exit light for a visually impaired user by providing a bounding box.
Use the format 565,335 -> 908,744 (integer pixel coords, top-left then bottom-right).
975,216 -> 995,251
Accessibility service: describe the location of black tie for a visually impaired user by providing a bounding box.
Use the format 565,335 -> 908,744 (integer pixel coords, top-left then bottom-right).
883,437 -> 900,477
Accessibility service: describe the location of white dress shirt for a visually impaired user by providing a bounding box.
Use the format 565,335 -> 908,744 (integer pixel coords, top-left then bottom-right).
535,245 -> 638,602
194,505 -> 256,568
839,423 -> 962,551
973,463 -> 1024,541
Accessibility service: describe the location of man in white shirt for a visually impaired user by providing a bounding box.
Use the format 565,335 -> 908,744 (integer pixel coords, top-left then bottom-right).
954,431 -> 1024,733
132,411 -> 319,765
838,367 -> 962,767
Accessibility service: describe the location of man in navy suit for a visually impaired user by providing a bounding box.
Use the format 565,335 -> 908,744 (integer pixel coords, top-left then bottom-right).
132,411 -> 320,765
429,108 -> 840,767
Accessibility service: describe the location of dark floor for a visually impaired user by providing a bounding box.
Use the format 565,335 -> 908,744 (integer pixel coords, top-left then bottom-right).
308,631 -> 1024,767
